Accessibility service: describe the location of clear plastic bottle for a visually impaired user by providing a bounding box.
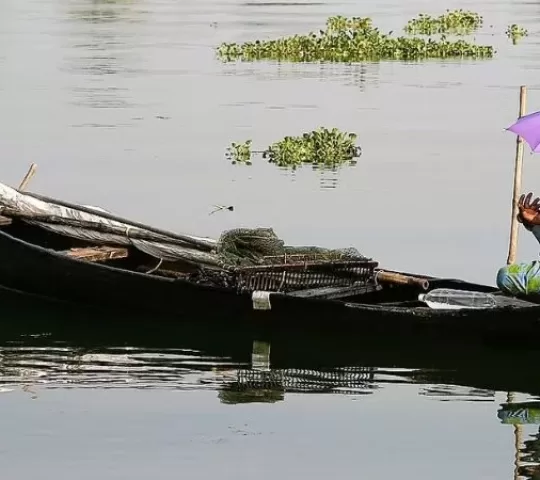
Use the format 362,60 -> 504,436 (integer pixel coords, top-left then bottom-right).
418,288 -> 497,310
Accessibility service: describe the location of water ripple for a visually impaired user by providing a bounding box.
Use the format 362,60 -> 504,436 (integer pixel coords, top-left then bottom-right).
0,342 -> 501,407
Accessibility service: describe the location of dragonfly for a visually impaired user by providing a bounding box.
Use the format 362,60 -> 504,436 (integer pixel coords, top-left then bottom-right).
209,205 -> 234,215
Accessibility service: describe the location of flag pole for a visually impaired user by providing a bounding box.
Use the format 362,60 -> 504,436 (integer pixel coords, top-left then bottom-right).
507,85 -> 528,265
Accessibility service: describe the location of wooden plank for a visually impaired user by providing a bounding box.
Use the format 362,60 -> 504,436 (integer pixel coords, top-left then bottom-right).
64,246 -> 129,262
0,215 -> 12,226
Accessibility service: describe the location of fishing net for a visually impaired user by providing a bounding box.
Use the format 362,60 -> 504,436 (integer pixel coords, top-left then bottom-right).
215,227 -> 366,267
188,227 -> 377,293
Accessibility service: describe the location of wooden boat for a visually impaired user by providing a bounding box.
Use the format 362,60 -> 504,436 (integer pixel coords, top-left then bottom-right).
1,181 -> 540,338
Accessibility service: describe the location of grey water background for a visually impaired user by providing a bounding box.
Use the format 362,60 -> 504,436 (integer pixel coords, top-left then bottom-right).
2,0 -> 540,478
3,0 -> 540,284
1,291 -> 539,480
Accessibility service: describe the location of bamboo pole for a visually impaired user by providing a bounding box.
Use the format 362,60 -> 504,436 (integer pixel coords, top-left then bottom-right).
18,163 -> 37,191
375,270 -> 429,290
0,164 -> 37,226
507,392 -> 523,480
507,86 -> 528,265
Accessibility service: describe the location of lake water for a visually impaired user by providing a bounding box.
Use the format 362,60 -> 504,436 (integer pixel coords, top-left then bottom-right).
2,0 -> 540,478
1,289 -> 540,479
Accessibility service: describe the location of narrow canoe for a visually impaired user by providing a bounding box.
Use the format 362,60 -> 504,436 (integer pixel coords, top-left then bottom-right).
1,215 -> 540,341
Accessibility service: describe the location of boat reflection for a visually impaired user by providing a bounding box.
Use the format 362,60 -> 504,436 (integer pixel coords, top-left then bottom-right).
5,286 -> 540,478
217,339 -> 380,404
0,335 -> 497,404
0,286 -> 538,404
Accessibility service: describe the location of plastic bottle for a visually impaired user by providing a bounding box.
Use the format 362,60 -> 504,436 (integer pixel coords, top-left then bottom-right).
418,288 -> 497,310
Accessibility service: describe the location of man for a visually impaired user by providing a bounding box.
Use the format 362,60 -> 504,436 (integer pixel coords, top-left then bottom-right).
496,192 -> 540,295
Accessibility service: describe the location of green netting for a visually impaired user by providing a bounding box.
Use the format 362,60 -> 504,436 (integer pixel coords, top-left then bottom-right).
215,227 -> 366,267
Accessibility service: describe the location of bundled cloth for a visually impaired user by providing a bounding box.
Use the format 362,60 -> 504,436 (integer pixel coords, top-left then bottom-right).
496,261 -> 540,295
0,180 -> 367,271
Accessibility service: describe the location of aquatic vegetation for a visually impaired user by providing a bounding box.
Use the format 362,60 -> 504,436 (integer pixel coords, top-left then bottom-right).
216,15 -> 494,63
506,24 -> 528,44
227,128 -> 361,169
403,9 -> 483,35
264,128 -> 360,168
226,140 -> 252,165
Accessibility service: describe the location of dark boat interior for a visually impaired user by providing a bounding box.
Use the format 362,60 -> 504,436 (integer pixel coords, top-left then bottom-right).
1,216 -> 538,310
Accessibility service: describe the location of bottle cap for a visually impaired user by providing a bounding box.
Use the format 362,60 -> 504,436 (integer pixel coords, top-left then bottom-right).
418,293 -> 426,302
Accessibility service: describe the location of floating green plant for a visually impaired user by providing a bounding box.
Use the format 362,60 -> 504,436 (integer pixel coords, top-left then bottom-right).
226,140 -> 253,164
216,15 -> 494,63
506,24 -> 528,44
227,128 -> 361,169
403,9 -> 483,35
264,128 -> 360,167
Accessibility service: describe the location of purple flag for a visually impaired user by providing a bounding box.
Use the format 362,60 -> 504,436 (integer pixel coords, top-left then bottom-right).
507,110 -> 540,153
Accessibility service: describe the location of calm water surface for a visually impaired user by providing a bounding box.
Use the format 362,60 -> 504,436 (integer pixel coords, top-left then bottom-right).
1,0 -> 540,283
0,291 -> 540,479
2,0 -> 540,478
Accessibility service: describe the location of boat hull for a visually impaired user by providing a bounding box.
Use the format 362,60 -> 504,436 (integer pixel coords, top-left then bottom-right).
1,226 -> 540,341
0,226 -> 251,316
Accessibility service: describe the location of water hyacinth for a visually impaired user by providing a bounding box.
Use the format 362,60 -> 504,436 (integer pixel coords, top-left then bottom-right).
216,15 -> 494,63
226,140 -> 252,165
403,9 -> 483,35
506,24 -> 528,44
227,128 -> 361,169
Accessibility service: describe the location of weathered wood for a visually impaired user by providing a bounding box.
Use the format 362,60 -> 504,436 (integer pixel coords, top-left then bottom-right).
375,270 -> 429,290
18,163 -> 37,191
1,160 -> 36,227
64,246 -> 129,262
507,85 -> 528,265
